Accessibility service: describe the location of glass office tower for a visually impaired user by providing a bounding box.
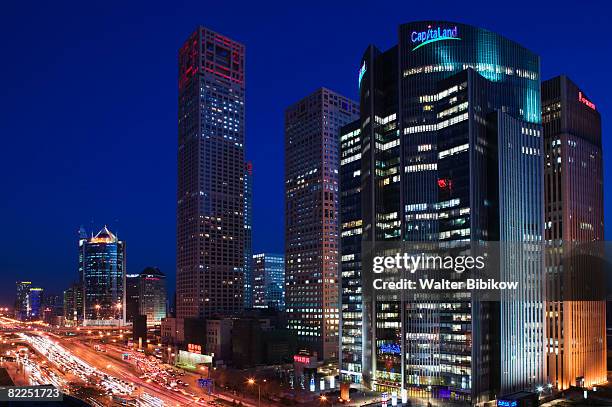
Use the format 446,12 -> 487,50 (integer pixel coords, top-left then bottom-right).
252,253 -> 285,310
15,281 -> 32,321
339,121 -> 364,383
63,282 -> 83,325
80,226 -> 126,326
139,267 -> 167,325
343,21 -> 545,403
542,76 -> 606,389
28,287 -> 44,320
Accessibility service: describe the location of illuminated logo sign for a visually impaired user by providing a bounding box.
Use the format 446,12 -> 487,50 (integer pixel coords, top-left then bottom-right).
358,61 -> 367,88
378,343 -> 401,354
294,355 -> 311,364
411,25 -> 460,51
187,343 -> 201,354
578,91 -> 596,110
497,401 -> 517,407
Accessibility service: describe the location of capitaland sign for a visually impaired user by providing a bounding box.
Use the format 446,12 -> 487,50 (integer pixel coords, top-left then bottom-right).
411,25 -> 460,51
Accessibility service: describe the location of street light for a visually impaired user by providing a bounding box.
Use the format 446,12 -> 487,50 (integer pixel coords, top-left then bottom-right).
247,378 -> 262,407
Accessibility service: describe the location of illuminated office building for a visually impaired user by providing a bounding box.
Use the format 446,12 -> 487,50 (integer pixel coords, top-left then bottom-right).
139,267 -> 167,325
252,253 -> 285,310
63,282 -> 83,324
125,273 -> 140,322
15,281 -> 32,321
27,287 -> 44,320
343,21 -> 545,403
542,75 -> 606,389
285,88 -> 359,359
244,161 -> 254,308
80,226 -> 126,326
177,27 -> 246,318
339,121 -> 363,383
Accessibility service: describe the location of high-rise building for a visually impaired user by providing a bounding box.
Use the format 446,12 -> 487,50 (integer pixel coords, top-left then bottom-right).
139,267 -> 167,325
15,281 -> 32,321
63,282 -> 83,325
244,161 -> 254,308
43,293 -> 63,324
285,88 -> 359,360
177,27 -> 246,319
342,21 -> 545,403
80,226 -> 126,326
252,253 -> 285,310
338,121 -> 363,383
125,273 -> 140,322
542,75 -> 606,389
27,287 -> 44,320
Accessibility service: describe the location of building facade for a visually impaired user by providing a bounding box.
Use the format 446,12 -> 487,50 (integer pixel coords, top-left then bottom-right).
285,88 -> 359,360
125,273 -> 140,322
244,161 -> 254,308
339,121 -> 363,383
27,287 -> 44,320
63,282 -> 83,325
542,75 -> 606,389
206,318 -> 234,363
177,26 -> 246,319
139,267 -> 167,325
252,253 -> 285,310
42,293 -> 62,324
15,281 -> 32,321
80,226 -> 126,326
342,21 -> 545,403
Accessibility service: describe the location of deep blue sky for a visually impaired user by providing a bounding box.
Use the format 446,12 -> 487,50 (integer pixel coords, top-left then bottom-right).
1,0 -> 610,303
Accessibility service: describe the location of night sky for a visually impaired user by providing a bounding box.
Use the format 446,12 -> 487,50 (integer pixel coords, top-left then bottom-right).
1,0 -> 610,303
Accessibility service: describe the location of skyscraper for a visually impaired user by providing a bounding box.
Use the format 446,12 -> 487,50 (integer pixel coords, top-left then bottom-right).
338,121 -> 363,383
342,21 -> 545,403
63,282 -> 83,325
80,226 -> 126,326
139,267 -> 167,325
542,75 -> 606,389
252,253 -> 285,310
42,293 -> 62,324
177,27 -> 246,319
285,88 -> 359,360
15,281 -> 31,321
244,161 -> 254,308
27,287 -> 44,320
125,273 -> 140,322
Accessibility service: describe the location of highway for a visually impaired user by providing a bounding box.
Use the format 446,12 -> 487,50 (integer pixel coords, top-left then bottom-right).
0,317 -> 260,406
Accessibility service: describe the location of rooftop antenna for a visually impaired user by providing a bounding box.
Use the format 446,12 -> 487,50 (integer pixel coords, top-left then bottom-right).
114,217 -> 119,239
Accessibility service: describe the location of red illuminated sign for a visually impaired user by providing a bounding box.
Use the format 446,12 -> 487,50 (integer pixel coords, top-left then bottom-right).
437,178 -> 452,189
293,355 -> 311,364
187,343 -> 202,354
578,92 -> 596,110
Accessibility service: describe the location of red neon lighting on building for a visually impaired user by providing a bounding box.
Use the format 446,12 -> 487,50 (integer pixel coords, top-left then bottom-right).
187,343 -> 202,354
437,178 -> 452,189
578,92 -> 596,110
293,355 -> 311,364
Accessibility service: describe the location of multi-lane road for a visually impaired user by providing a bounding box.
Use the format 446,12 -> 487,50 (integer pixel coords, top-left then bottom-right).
0,317 -> 252,406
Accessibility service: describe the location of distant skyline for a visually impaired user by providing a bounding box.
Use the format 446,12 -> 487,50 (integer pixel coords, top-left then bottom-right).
1,0 -> 610,302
